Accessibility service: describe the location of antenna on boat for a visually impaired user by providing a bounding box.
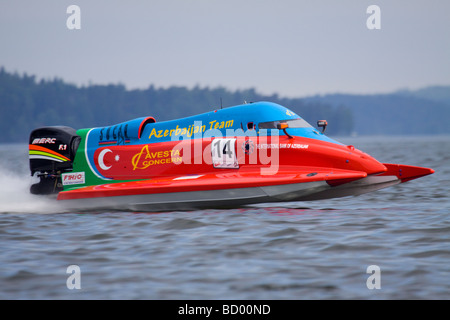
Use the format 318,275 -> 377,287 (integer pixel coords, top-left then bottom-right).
220,97 -> 223,109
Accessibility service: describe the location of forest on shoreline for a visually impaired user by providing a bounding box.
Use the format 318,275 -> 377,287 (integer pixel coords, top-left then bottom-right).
1,67 -> 449,143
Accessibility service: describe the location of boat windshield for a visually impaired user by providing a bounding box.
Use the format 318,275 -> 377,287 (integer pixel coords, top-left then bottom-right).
258,118 -> 313,129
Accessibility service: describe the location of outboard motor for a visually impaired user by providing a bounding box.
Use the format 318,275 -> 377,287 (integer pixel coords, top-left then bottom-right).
29,126 -> 81,195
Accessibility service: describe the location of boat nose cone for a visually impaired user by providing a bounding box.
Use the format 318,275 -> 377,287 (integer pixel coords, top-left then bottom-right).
366,158 -> 387,175
348,147 -> 387,174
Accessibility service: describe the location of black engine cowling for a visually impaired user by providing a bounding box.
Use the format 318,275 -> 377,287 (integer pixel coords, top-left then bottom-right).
29,126 -> 80,194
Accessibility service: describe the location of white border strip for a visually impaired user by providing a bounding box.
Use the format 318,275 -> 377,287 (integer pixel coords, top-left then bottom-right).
84,128 -> 111,180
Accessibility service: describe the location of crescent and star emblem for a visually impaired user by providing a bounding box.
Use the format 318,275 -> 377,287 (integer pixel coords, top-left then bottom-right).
98,148 -> 112,170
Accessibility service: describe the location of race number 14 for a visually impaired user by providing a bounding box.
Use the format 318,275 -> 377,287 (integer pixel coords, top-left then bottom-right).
212,138 -> 239,169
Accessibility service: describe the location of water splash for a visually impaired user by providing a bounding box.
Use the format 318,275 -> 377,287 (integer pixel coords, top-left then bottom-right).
0,168 -> 66,214
0,144 -> 65,214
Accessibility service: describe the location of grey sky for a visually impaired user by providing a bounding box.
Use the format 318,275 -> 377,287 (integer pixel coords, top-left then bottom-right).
1,0 -> 449,97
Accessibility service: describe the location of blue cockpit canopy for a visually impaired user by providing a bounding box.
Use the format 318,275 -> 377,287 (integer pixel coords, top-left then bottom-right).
93,101 -> 342,146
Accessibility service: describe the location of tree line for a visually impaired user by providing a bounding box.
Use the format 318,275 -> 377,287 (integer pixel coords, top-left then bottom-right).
0,68 -> 353,143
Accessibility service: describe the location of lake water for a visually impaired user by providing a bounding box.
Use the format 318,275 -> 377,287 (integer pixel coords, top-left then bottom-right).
0,136 -> 449,300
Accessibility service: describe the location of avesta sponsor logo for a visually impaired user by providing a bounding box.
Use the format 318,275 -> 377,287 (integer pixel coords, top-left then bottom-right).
131,145 -> 182,170
148,120 -> 234,139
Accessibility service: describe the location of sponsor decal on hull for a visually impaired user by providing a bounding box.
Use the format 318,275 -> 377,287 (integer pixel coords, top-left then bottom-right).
62,172 -> 85,185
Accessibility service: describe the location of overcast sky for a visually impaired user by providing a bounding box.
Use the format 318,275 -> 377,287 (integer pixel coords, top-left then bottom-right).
1,0 -> 449,97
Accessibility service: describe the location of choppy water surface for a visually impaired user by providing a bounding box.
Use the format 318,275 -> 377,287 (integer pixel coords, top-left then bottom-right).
0,136 -> 449,299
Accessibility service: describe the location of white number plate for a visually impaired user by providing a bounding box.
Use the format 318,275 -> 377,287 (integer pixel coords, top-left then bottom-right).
211,138 -> 239,169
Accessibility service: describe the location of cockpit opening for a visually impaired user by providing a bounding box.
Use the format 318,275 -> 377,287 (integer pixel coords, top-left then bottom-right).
258,118 -> 313,130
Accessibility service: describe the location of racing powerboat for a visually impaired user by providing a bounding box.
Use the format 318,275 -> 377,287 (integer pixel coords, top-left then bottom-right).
29,101 -> 434,211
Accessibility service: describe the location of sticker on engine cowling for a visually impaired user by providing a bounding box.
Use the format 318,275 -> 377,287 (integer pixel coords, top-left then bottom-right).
62,172 -> 85,185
